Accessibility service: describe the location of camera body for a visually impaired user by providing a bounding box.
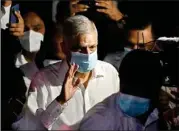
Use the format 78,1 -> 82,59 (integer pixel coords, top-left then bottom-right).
78,0 -> 105,10
155,37 -> 179,87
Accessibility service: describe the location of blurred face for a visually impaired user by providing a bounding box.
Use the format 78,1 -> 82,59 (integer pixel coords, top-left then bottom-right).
24,12 -> 45,35
53,34 -> 65,59
127,25 -> 155,51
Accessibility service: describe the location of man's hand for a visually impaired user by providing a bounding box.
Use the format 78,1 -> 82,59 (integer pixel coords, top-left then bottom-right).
70,0 -> 89,16
95,0 -> 123,21
9,11 -> 24,38
57,63 -> 81,104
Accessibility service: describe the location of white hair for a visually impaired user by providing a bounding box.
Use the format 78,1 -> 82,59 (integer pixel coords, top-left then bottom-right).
63,15 -> 98,41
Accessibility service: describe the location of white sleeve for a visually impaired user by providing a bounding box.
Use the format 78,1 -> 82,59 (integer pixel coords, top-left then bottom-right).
112,64 -> 120,93
12,73 -> 67,130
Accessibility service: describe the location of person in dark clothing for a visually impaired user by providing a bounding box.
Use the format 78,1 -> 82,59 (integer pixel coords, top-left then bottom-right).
1,1 -> 27,129
2,66 -> 27,130
80,50 -> 164,130
104,17 -> 157,71
1,18 -> 26,131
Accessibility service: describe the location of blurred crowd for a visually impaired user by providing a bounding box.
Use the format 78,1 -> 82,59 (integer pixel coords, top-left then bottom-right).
1,0 -> 179,130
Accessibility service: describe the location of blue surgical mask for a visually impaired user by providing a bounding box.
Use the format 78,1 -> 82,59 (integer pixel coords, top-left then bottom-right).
117,93 -> 150,117
70,50 -> 98,73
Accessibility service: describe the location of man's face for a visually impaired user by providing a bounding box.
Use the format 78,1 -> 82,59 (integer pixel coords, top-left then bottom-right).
53,34 -> 66,59
24,12 -> 45,35
127,25 -> 155,51
66,32 -> 98,58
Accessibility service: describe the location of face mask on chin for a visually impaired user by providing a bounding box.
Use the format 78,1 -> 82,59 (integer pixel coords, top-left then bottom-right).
20,30 -> 44,52
117,93 -> 150,117
70,50 -> 98,73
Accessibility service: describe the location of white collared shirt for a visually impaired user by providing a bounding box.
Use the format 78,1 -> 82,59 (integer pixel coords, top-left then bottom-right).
13,60 -> 119,130
43,59 -> 61,67
15,52 -> 29,68
19,60 -> 62,97
19,62 -> 39,97
1,4 -> 11,30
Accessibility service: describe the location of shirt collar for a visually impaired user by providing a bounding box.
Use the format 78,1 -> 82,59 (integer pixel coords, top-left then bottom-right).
15,52 -> 29,68
57,60 -> 105,82
144,108 -> 159,127
1,4 -> 11,14
91,61 -> 105,79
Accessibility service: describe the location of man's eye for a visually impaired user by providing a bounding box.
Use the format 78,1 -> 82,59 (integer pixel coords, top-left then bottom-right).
90,46 -> 96,49
33,27 -> 40,31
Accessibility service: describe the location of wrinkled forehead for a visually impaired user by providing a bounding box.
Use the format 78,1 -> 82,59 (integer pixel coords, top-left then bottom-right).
128,26 -> 154,44
68,33 -> 98,47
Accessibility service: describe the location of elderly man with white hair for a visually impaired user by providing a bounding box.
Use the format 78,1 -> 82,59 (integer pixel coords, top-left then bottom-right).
12,15 -> 119,130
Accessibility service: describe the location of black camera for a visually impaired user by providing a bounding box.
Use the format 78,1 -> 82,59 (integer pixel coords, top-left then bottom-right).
78,0 -> 106,10
154,37 -> 179,87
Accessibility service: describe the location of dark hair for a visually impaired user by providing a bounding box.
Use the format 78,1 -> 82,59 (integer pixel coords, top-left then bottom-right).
125,16 -> 153,30
119,50 -> 163,100
52,22 -> 63,38
124,17 -> 156,39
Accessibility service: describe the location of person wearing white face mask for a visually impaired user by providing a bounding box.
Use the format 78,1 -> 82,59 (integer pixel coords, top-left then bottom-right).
12,15 -> 119,130
14,12 -> 45,97
15,12 -> 45,68
1,0 -> 12,30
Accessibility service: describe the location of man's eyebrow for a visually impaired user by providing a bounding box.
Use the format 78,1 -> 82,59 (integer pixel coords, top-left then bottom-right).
32,24 -> 42,28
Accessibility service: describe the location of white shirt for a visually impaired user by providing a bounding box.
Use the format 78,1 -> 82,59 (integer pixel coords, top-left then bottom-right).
19,60 -> 62,97
13,60 -> 119,130
43,59 -> 61,67
1,4 -> 11,30
15,52 -> 29,68
19,62 -> 39,97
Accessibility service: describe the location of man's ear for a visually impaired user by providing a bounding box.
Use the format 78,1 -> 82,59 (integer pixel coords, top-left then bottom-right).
62,41 -> 71,59
61,41 -> 67,55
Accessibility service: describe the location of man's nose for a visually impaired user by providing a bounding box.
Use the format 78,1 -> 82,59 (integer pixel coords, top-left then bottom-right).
81,47 -> 91,54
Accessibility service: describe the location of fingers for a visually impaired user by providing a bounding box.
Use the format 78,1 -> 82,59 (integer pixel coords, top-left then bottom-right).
73,78 -> 81,88
9,27 -> 22,32
73,4 -> 89,12
68,63 -> 79,78
95,1 -> 108,8
15,11 -> 24,24
97,9 -> 108,14
72,63 -> 79,77
9,11 -> 24,37
9,23 -> 24,37
11,32 -> 24,37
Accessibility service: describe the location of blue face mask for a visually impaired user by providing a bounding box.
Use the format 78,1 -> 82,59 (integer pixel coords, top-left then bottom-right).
70,50 -> 98,73
117,93 -> 150,117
